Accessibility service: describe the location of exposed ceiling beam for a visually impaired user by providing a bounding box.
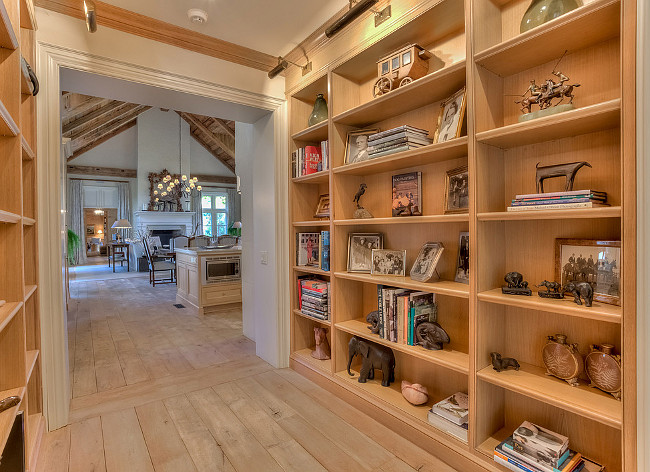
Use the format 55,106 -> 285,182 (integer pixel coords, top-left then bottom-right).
70,104 -> 150,149
67,165 -> 137,178
189,127 -> 236,175
68,117 -> 140,162
63,97 -> 112,124
62,100 -> 124,136
179,112 -> 235,160
193,175 -> 237,185
212,118 -> 235,140
34,0 -> 278,72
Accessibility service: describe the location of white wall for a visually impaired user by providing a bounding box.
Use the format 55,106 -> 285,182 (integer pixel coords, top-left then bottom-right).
70,125 -> 138,170
190,138 -> 234,177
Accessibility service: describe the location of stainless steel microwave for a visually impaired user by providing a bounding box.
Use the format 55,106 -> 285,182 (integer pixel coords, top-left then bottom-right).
203,255 -> 241,284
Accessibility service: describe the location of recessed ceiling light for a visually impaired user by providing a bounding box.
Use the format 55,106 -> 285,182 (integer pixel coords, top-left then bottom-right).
188,8 -> 208,25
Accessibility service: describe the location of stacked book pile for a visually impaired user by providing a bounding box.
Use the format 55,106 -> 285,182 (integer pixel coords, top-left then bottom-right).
427,392 -> 468,442
292,140 -> 329,178
297,277 -> 330,321
493,421 -> 604,472
367,126 -> 432,159
296,231 -> 330,271
507,190 -> 608,212
376,288 -> 436,345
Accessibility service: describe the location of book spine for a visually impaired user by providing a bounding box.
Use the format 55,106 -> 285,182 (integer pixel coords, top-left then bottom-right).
377,285 -> 384,339
494,452 -> 539,472
515,190 -> 605,199
369,145 -> 416,158
507,202 -> 605,211
320,231 -> 330,272
512,198 -> 604,206
369,126 -> 429,140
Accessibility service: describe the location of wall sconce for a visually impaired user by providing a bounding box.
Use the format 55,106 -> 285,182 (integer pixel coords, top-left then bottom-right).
325,0 -> 391,38
84,0 -> 97,33
268,56 -> 312,79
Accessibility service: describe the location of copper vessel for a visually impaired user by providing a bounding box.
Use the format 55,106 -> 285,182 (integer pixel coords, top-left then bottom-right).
585,344 -> 622,400
542,334 -> 583,387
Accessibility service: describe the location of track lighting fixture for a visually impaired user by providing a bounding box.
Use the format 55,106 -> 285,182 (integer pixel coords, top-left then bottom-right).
84,0 -> 97,33
325,0 -> 388,38
268,56 -> 312,79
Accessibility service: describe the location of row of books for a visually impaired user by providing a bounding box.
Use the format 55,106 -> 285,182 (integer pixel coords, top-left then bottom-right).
507,189 -> 608,212
292,141 -> 329,178
368,125 -> 432,159
296,231 -> 329,272
376,287 -> 436,345
297,277 -> 330,321
493,421 -> 604,472
427,392 -> 469,442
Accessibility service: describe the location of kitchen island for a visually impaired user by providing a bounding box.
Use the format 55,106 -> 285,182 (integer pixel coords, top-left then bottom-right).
175,247 -> 242,314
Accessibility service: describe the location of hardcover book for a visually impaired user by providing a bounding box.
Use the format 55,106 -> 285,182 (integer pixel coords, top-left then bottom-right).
513,421 -> 569,464
431,392 -> 469,425
320,231 -> 330,272
392,172 -> 422,216
304,146 -> 322,175
296,232 -> 320,266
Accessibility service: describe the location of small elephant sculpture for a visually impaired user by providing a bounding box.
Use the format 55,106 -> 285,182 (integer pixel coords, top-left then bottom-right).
562,281 -> 594,307
366,310 -> 380,335
415,322 -> 450,350
490,352 -> 520,372
347,336 -> 395,387
537,280 -> 561,293
504,271 -> 524,288
311,327 -> 331,360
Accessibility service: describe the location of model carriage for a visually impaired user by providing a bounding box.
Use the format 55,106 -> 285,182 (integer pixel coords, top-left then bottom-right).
373,44 -> 432,97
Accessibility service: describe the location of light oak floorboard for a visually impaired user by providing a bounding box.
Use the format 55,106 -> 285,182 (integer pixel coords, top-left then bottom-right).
101,408 -> 154,472
68,417 -> 106,472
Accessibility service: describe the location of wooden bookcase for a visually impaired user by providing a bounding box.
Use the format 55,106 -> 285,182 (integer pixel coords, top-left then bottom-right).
287,0 -> 636,471
0,0 -> 44,469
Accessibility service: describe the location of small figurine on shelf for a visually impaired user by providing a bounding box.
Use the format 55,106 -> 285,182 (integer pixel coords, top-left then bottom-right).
307,93 -> 328,127
536,280 -> 564,299
372,44 -> 435,98
366,310 -> 380,335
401,381 -> 429,405
490,352 -> 521,373
535,161 -> 592,193
542,334 -> 583,387
347,336 -> 395,387
415,322 -> 450,351
502,272 -> 532,296
353,183 -> 373,219
562,281 -> 594,306
585,343 -> 622,400
311,327 -> 331,360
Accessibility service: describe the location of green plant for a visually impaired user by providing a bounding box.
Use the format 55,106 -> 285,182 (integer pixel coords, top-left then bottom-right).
67,229 -> 81,265
227,224 -> 241,237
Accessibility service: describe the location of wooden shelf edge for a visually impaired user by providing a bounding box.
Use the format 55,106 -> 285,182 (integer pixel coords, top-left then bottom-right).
336,319 -> 469,374
478,206 -> 622,221
22,217 -> 35,226
290,348 -> 332,375
334,214 -> 469,225
25,350 -> 38,382
291,120 -> 328,141
0,302 -> 23,333
292,170 -> 330,184
0,210 -> 21,224
293,309 -> 331,326
477,288 -> 622,323
24,284 -> 37,302
334,272 -> 470,299
293,265 -> 331,276
0,387 -> 26,456
0,96 -> 19,137
0,0 -> 18,50
20,0 -> 37,30
21,136 -> 35,160
477,364 -> 622,429
293,220 -> 331,227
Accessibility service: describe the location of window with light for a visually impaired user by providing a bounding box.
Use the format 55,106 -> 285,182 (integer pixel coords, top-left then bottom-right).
201,193 -> 228,237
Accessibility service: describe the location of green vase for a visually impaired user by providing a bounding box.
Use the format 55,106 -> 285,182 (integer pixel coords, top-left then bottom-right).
308,94 -> 328,127
520,0 -> 581,33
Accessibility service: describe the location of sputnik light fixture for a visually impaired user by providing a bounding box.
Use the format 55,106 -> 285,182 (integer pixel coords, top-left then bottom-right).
84,0 -> 97,33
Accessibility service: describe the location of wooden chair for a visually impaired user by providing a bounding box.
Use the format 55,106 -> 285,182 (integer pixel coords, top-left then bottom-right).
143,238 -> 176,286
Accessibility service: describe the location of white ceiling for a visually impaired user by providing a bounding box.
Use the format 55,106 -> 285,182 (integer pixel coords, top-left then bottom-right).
100,0 -> 348,56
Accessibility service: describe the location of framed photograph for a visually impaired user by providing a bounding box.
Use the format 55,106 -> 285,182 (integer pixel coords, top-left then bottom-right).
555,239 -> 621,305
347,233 -> 383,273
455,232 -> 470,284
444,165 -> 469,214
345,129 -> 379,165
86,225 -> 95,235
371,249 -> 407,277
434,87 -> 467,143
392,172 -> 422,216
297,232 -> 321,267
410,242 -> 444,282
314,194 -> 330,218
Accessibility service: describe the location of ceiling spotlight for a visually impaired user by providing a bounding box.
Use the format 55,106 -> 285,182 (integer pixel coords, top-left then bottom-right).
268,56 -> 312,79
188,8 -> 208,25
325,0 -> 379,38
84,0 -> 97,33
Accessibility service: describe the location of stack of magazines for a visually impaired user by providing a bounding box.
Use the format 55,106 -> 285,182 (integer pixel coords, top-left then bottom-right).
493,421 -> 604,472
297,277 -> 330,321
367,125 -> 432,159
427,392 -> 468,442
507,190 -> 608,212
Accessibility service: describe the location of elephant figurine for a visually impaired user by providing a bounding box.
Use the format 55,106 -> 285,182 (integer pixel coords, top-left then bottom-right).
366,310 -> 380,335
562,281 -> 593,307
347,336 -> 395,387
415,322 -> 450,350
504,271 -> 524,288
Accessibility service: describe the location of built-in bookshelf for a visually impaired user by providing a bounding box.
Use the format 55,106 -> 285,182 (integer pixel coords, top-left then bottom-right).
287,0 -> 635,471
0,0 -> 43,469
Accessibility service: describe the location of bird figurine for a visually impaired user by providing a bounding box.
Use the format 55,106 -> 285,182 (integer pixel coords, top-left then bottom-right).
353,183 -> 367,209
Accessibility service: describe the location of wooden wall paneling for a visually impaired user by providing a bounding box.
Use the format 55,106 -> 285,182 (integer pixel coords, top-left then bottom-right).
0,46 -> 19,128
23,223 -> 36,286
0,135 -> 21,214
0,223 -> 23,301
22,158 -> 34,218
0,0 -> 19,50
0,309 -> 26,390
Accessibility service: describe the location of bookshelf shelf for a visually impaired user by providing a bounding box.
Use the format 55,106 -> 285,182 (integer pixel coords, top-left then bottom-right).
476,99 -> 621,149
0,387 -> 25,454
337,319 -> 469,374
476,429 -> 510,459
477,288 -> 622,324
292,120 -> 328,142
292,220 -> 330,227
24,284 -> 36,301
332,61 -> 466,128
0,0 -> 18,49
293,265 -> 330,276
291,347 -> 331,374
474,0 -> 620,76
477,363 -> 622,429
0,301 -> 22,332
25,349 -> 38,381
334,272 -> 470,299
0,97 -> 20,136
477,206 -> 622,221
293,309 -> 331,326
292,170 -> 329,184
19,0 -> 35,30
332,137 -> 468,176
21,135 -> 34,160
334,214 -> 469,226
0,210 -> 21,223
22,216 -> 35,225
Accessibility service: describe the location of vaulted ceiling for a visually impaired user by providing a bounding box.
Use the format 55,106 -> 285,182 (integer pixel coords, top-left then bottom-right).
62,93 -> 236,168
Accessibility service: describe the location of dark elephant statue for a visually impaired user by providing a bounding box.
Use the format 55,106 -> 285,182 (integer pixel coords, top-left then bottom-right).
347,336 -> 395,387
366,310 -> 380,334
563,281 -> 594,307
504,271 -> 523,288
415,322 -> 450,350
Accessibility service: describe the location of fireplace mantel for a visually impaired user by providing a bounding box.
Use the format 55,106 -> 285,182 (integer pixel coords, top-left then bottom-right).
134,211 -> 196,236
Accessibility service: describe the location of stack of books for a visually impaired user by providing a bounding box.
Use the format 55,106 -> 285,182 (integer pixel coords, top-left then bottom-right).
376,288 -> 436,345
296,231 -> 329,271
493,421 -> 604,472
427,392 -> 469,442
507,190 -> 608,212
367,126 -> 432,159
292,140 -> 329,178
297,277 -> 330,321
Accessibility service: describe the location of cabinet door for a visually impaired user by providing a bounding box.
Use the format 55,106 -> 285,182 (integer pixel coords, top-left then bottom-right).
177,264 -> 189,296
83,187 -> 100,208
188,265 -> 200,303
102,187 -> 119,209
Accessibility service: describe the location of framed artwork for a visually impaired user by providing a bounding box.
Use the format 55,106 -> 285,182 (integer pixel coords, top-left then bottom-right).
434,87 -> 467,143
314,194 -> 330,219
345,129 -> 379,165
410,242 -> 444,282
444,165 -> 469,214
86,225 -> 95,235
371,249 -> 407,277
455,232 -> 470,284
555,239 -> 621,305
347,233 -> 383,273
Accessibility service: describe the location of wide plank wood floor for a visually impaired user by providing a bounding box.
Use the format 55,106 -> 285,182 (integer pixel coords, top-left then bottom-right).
37,276 -> 459,471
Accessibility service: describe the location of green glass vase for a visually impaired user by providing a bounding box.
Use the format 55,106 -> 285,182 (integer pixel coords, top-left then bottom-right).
520,0 -> 581,33
308,94 -> 328,127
